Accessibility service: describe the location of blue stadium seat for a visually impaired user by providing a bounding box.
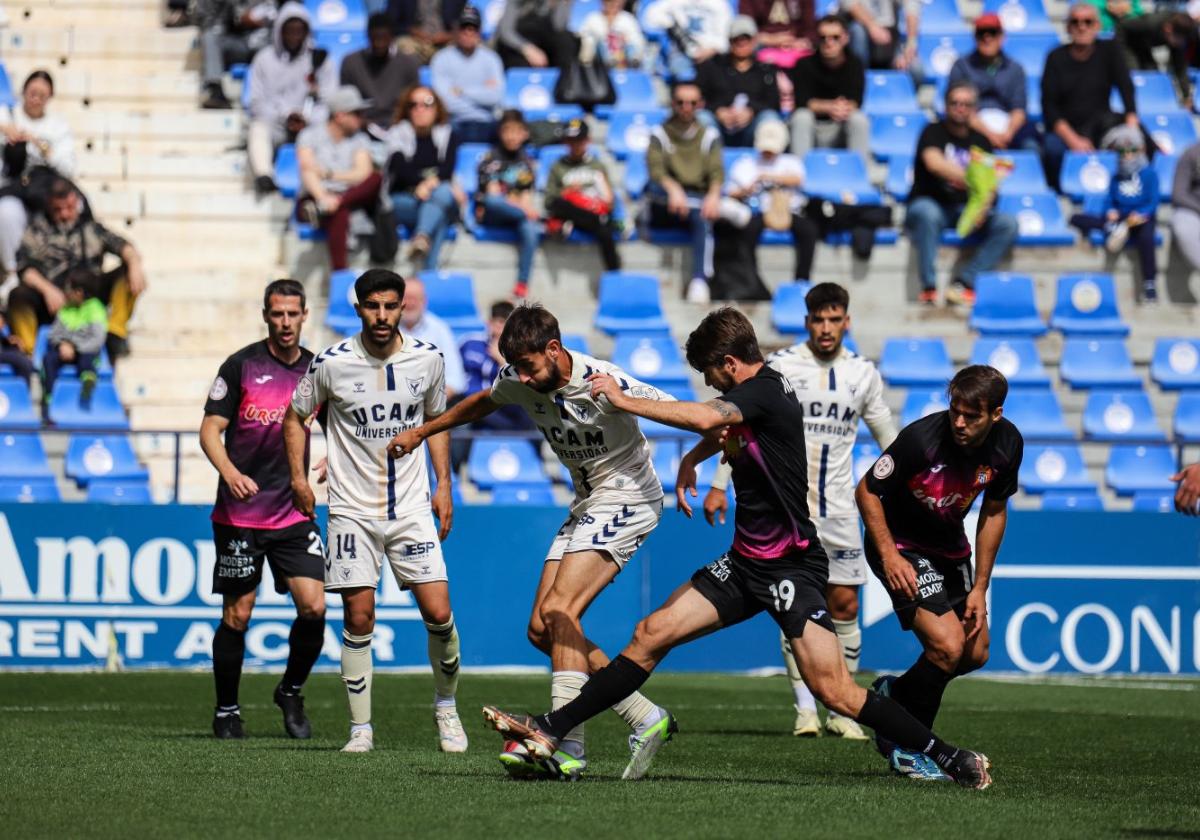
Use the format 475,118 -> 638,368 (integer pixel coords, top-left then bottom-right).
771,281 -> 812,335
1106,444 -> 1176,495
0,378 -> 41,430
983,0 -> 1056,33
312,30 -> 368,72
801,150 -> 879,204
1059,151 -> 1116,203
418,271 -> 485,335
1024,74 -> 1041,122
491,482 -> 557,505
1003,33 -> 1061,78
274,143 -> 300,199
229,63 -> 248,81
1174,392 -> 1200,443
1131,492 -> 1174,512
1002,387 -> 1074,440
996,151 -> 1051,196
1083,389 -> 1166,442
851,441 -> 882,484
1154,153 -> 1178,197
87,480 -> 153,504
917,33 -> 974,80
863,71 -> 920,115
997,193 -> 1075,246
1110,72 -> 1185,114
419,65 -> 432,87
29,329 -> 112,381
0,478 -> 60,502
606,109 -> 668,160
1151,338 -> 1200,390
879,338 -> 954,387
900,389 -> 949,427
47,380 -> 129,430
453,142 -> 491,197
1059,337 -> 1141,389
306,0 -> 367,32
567,0 -> 601,31
64,435 -> 149,487
0,62 -> 14,109
560,333 -> 590,354
612,334 -> 690,390
624,153 -> 649,199
467,438 -> 547,490
0,432 -> 52,479
479,0 -> 505,39
1040,490 -> 1104,510
1144,111 -> 1197,156
917,0 -> 969,33
869,113 -> 928,161
969,273 -> 1046,336
969,337 -> 1050,387
653,440 -> 716,494
594,271 -> 670,335
1020,444 -> 1094,493
326,268 -> 359,335
596,70 -> 659,118
885,155 -> 913,201
1050,273 -> 1129,336
503,69 -> 584,121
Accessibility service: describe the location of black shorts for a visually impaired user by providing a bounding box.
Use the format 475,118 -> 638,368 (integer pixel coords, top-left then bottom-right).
690,546 -> 836,640
864,543 -> 973,631
212,520 -> 325,596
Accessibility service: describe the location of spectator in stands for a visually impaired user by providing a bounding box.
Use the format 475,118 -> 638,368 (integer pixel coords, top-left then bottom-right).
1042,3 -> 1140,190
1118,12 -> 1198,108
454,300 -> 533,467
247,2 -> 338,196
0,71 -> 76,302
787,15 -> 868,158
647,82 -> 726,303
1172,140 -> 1200,273
1174,461 -> 1200,515
295,87 -> 377,271
905,83 -> 1018,307
1087,0 -> 1144,34
385,85 -> 464,269
8,178 -> 147,360
841,0 -> 919,76
739,0 -> 814,68
726,120 -> 819,283
387,0 -> 463,63
0,310 -> 34,386
695,17 -> 783,148
475,110 -> 540,299
340,13 -> 421,129
430,6 -> 504,144
496,0 -> 577,70
196,0 -> 277,110
948,14 -> 1036,152
1069,125 -> 1160,302
399,274 -> 467,394
644,0 -> 733,80
41,268 -> 106,417
544,119 -> 623,273
579,0 -> 647,69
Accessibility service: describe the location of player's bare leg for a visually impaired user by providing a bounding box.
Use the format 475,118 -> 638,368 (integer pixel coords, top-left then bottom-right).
784,583 -> 866,739
339,586 -> 377,752
273,576 -> 326,739
410,580 -> 467,752
212,589 -> 256,738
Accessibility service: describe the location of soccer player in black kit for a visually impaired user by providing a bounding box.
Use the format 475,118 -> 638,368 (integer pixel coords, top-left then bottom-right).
478,309 -> 993,789
856,364 -> 1023,780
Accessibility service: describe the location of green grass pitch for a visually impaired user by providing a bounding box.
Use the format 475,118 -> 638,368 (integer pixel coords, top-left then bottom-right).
1,672 -> 1197,838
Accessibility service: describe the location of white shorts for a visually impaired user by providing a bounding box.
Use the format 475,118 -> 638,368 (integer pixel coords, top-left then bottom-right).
325,510 -> 447,591
546,498 -> 664,570
816,516 -> 867,586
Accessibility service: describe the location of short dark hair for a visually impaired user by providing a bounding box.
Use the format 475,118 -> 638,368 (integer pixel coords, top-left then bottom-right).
23,70 -> 54,95
63,267 -> 98,298
815,14 -> 846,30
48,178 -> 74,200
498,108 -> 526,127
945,81 -> 978,105
355,268 -> 406,303
489,300 -> 515,320
498,303 -> 561,361
263,278 -> 306,310
367,11 -> 394,34
948,365 -> 1008,412
670,80 -> 701,99
805,282 -> 849,315
685,307 -> 763,371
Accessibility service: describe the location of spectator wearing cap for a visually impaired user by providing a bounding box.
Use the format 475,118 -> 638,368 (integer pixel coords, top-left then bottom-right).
431,6 -> 505,144
947,14 -> 1036,153
296,87 -> 378,271
195,0 -> 277,109
340,13 -> 421,129
644,0 -> 733,81
247,1 -> 338,196
496,0 -> 577,71
386,0 -> 465,64
840,0 -> 920,76
787,15 -> 868,158
1172,140 -> 1200,273
738,0 -> 815,68
578,0 -> 647,69
1042,3 -> 1140,190
475,110 -> 541,298
544,119 -> 622,272
695,16 -> 784,148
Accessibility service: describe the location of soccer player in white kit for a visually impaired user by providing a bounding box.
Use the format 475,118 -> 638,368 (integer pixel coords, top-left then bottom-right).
283,269 -> 466,755
705,282 -> 897,739
388,303 -> 673,780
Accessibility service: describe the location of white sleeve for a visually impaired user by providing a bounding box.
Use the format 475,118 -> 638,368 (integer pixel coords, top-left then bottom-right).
861,366 -> 899,448
642,0 -> 678,31
729,157 -> 755,191
291,359 -> 328,420
489,367 -> 522,406
424,354 -> 448,418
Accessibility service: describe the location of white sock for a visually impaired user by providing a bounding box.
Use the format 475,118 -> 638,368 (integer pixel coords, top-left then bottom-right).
351,722 -> 373,736
341,630 -> 373,726
610,690 -> 661,734
552,670 -> 588,757
425,615 -> 460,703
781,632 -> 817,712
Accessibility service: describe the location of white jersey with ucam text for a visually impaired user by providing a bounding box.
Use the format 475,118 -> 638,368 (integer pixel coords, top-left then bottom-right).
291,333 -> 446,520
767,343 -> 897,519
489,351 -> 669,512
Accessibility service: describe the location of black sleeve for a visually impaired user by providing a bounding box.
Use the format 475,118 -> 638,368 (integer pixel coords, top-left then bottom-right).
1041,50 -> 1063,128
386,150 -> 420,191
915,123 -> 939,157
864,420 -> 925,497
972,130 -> 994,153
984,425 -> 1024,502
1110,42 -> 1136,114
845,58 -> 865,106
721,374 -> 779,424
438,130 -> 461,183
695,59 -> 731,110
204,355 -> 242,420
790,59 -> 815,108
753,65 -> 780,113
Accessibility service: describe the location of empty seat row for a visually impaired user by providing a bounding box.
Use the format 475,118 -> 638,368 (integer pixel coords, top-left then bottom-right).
0,377 -> 130,431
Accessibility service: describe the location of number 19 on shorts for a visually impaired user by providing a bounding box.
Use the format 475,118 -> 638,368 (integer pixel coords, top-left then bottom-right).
769,580 -> 795,612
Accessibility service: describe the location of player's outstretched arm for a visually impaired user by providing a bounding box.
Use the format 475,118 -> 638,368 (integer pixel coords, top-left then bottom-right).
588,372 -> 742,432
284,406 -> 316,518
855,476 -> 916,597
966,497 -> 1007,638
199,413 -> 259,500
388,389 -> 500,459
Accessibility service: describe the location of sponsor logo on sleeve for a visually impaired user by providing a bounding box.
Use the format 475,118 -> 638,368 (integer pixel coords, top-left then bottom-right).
872,454 -> 895,479
209,376 -> 228,401
296,376 -> 315,399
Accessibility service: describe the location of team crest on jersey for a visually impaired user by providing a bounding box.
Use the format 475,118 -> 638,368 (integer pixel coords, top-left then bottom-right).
534,403 -> 546,415
296,376 -> 314,398
571,402 -> 591,421
406,376 -> 425,397
974,466 -> 994,486
353,382 -> 365,393
209,376 -> 228,401
873,454 -> 895,479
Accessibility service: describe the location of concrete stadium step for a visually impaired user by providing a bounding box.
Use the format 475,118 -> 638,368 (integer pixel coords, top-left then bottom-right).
16,4 -> 162,28
70,110 -> 243,143
141,190 -> 277,222
133,269 -> 279,301
127,328 -> 278,356
129,297 -> 267,332
3,26 -> 197,61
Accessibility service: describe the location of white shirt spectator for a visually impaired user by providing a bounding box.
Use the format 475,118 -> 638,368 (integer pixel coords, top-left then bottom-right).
578,9 -> 647,68
729,152 -> 807,212
643,0 -> 732,57
0,105 -> 75,178
406,309 -> 468,395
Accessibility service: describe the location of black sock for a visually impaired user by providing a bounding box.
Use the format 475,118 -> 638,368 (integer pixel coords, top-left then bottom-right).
281,615 -> 325,693
889,654 -> 956,729
212,621 -> 246,709
857,691 -> 960,770
539,655 -> 652,739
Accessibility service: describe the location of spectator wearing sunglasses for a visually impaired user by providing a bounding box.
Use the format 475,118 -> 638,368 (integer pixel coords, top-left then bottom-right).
788,14 -> 869,158
947,14 -> 1037,153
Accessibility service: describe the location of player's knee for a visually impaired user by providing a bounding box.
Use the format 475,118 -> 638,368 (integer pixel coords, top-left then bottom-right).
343,606 -> 375,635
925,638 -> 964,673
539,601 -> 579,639
222,605 -> 252,632
422,605 -> 452,627
959,643 -> 989,674
296,601 -> 326,621
809,672 -> 858,716
526,621 -> 550,653
629,615 -> 670,660
827,592 -> 858,622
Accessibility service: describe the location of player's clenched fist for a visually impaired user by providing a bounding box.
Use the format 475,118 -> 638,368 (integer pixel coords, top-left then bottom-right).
388,428 -> 423,459
586,372 -> 626,407
291,479 -> 316,519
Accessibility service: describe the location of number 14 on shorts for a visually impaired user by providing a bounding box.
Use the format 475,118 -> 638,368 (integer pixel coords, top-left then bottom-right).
334,533 -> 357,560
